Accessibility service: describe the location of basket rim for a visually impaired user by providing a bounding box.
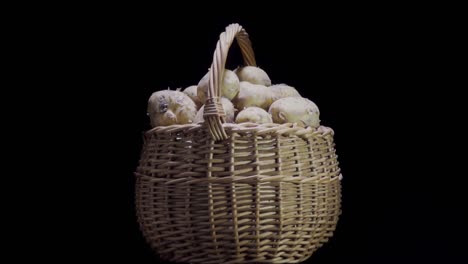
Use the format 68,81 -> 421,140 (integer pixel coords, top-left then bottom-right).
144,123 -> 334,137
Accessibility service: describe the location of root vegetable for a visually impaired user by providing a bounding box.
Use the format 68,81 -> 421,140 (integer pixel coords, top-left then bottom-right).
235,107 -> 272,124
269,84 -> 301,102
197,70 -> 239,103
147,90 -> 197,127
183,85 -> 203,109
235,66 -> 271,86
268,97 -> 320,128
233,81 -> 272,111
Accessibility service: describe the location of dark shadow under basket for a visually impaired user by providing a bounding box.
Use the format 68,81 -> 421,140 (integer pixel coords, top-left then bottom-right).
135,123 -> 342,264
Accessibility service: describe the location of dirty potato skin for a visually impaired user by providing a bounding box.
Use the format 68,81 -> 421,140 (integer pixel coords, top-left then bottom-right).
197,70 -> 240,103
235,66 -> 271,86
183,85 -> 203,109
147,90 -> 197,127
269,84 -> 301,102
235,107 -> 272,124
268,97 -> 320,128
232,81 -> 272,111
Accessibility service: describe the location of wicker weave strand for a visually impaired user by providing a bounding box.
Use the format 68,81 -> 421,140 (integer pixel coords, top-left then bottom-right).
135,24 -> 342,264
205,23 -> 256,141
136,123 -> 341,263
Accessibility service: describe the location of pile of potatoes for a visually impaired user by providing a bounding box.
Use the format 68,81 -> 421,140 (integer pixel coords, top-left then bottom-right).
147,66 -> 320,128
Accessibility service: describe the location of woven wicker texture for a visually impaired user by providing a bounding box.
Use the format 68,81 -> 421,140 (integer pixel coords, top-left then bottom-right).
204,23 -> 255,141
135,24 -> 342,263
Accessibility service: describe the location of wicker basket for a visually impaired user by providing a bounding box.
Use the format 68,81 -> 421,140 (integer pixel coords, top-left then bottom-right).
135,23 -> 342,264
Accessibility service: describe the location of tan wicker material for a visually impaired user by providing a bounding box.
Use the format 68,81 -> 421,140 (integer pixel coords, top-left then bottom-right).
204,23 -> 255,141
135,24 -> 342,264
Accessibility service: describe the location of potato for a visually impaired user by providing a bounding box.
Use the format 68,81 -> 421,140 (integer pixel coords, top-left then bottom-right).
183,85 -> 203,109
235,107 -> 272,124
269,84 -> 301,102
232,81 -> 272,111
268,97 -> 320,128
235,66 -> 271,86
193,97 -> 236,123
147,90 -> 197,127
197,70 -> 239,103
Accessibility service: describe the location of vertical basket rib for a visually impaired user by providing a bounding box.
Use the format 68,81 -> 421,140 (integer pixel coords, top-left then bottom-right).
136,124 -> 341,263
136,22 -> 341,262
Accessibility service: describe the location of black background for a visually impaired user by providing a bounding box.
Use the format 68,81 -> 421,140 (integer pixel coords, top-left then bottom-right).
43,8 -> 465,263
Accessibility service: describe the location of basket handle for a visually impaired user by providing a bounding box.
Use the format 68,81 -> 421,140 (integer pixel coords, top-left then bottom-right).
204,23 -> 257,141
